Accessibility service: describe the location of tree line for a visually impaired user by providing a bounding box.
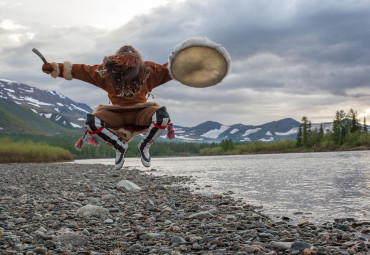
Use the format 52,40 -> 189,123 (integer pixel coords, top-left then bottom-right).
296,109 -> 370,149
202,108 -> 370,155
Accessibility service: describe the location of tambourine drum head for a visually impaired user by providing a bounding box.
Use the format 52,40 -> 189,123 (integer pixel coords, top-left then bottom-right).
170,46 -> 228,88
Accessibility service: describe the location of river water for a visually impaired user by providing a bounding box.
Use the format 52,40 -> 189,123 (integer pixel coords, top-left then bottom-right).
74,151 -> 370,224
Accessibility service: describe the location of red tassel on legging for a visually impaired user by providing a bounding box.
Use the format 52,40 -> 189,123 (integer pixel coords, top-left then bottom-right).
75,134 -> 86,151
74,127 -> 104,151
166,123 -> 175,140
152,122 -> 175,140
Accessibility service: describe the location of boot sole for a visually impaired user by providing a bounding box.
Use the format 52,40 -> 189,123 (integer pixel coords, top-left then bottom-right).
137,147 -> 151,167
115,147 -> 128,170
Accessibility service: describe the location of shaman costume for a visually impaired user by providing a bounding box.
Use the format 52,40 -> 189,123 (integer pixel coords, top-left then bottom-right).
42,45 -> 174,169
40,38 -> 230,170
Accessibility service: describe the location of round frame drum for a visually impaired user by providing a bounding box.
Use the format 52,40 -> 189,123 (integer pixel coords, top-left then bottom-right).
168,37 -> 231,88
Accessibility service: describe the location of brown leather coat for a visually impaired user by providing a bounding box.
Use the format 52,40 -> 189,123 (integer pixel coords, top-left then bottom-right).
48,60 -> 172,142
53,61 -> 172,106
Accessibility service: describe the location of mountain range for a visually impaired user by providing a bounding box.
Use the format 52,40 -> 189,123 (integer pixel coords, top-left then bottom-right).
0,77 -> 333,142
0,77 -> 92,134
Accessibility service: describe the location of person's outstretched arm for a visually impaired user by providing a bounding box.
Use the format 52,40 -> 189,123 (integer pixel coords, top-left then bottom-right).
42,62 -> 108,90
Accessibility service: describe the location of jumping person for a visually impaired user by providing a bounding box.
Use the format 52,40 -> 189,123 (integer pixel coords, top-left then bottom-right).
41,45 -> 174,170
39,38 -> 230,170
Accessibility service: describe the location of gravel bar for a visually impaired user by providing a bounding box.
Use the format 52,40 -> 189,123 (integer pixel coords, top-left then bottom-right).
0,163 -> 369,255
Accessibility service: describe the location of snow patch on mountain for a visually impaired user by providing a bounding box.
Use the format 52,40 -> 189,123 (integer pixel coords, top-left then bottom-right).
259,137 -> 274,142
230,129 -> 239,134
25,96 -> 53,106
19,87 -> 34,93
242,128 -> 262,136
241,137 -> 251,142
0,78 -> 15,84
49,90 -> 66,99
70,122 -> 82,128
201,125 -> 230,139
175,135 -> 197,141
174,127 -> 185,134
7,93 -> 22,100
4,88 -> 15,93
275,128 -> 298,136
71,104 -> 90,114
27,102 -> 41,107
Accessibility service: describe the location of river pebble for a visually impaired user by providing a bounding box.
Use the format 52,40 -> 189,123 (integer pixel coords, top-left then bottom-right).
0,163 -> 369,254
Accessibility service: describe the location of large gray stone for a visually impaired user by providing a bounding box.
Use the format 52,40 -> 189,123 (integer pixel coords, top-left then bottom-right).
138,232 -> 165,240
116,180 -> 142,191
57,233 -> 89,246
188,211 -> 214,220
270,241 -> 293,250
290,241 -> 312,251
171,235 -> 187,244
75,205 -> 110,217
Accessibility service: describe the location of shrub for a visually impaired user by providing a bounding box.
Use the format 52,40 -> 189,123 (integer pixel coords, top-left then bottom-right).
0,138 -> 73,163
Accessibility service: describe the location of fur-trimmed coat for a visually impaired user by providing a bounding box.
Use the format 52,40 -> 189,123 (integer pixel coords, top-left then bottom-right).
50,61 -> 172,106
49,61 -> 172,142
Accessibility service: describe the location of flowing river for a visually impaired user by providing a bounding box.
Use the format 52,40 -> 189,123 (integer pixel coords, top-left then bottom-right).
74,151 -> 370,224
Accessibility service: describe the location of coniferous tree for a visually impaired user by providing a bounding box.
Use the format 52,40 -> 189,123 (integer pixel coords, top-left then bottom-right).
333,110 -> 346,145
301,116 -> 311,147
311,127 -> 320,147
302,116 -> 308,147
296,126 -> 303,147
295,116 -> 311,148
348,109 -> 360,133
307,121 -> 312,147
319,124 -> 324,140
363,117 -> 368,134
221,139 -> 234,152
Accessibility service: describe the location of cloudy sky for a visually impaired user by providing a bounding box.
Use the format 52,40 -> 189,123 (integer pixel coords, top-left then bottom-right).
1,0 -> 370,127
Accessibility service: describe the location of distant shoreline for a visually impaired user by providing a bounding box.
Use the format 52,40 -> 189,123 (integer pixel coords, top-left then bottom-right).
1,133 -> 370,163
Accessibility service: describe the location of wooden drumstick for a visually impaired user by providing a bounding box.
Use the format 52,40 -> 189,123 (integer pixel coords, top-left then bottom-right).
32,48 -> 48,64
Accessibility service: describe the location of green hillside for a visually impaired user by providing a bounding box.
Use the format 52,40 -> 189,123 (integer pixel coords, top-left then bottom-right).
0,98 -> 78,135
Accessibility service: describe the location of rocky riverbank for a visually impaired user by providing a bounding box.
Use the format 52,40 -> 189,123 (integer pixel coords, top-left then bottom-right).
0,163 -> 369,255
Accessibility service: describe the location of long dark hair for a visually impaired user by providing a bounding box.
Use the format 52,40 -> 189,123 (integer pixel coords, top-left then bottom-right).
103,46 -> 149,99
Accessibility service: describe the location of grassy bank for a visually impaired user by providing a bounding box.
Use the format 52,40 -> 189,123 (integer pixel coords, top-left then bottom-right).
0,138 -> 73,163
1,133 -> 369,163
0,133 -> 215,159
